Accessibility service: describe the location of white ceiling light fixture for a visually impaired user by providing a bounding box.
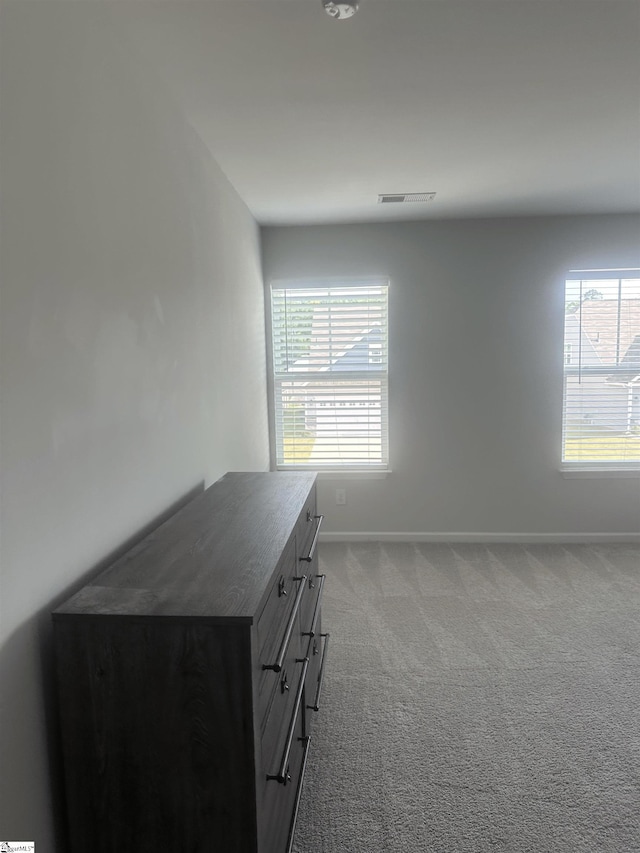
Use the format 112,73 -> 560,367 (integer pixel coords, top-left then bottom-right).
322,1 -> 359,20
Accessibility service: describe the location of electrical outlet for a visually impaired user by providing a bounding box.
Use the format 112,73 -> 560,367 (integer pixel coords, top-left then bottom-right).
335,488 -> 347,505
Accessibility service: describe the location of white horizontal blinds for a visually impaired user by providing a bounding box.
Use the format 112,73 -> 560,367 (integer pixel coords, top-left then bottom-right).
272,282 -> 389,469
562,270 -> 640,467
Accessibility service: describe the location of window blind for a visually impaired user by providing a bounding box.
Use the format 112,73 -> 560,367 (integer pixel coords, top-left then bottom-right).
562,270 -> 640,468
271,282 -> 389,470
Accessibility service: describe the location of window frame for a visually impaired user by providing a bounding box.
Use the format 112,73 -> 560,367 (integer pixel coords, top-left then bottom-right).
561,268 -> 640,474
267,277 -> 390,473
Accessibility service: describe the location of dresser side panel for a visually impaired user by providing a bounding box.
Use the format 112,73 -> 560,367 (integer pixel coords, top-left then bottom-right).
54,618 -> 257,853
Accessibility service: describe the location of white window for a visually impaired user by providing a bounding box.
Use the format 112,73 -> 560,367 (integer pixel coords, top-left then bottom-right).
562,269 -> 640,469
270,280 -> 389,470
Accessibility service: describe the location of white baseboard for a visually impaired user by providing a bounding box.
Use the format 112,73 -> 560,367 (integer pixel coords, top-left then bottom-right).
319,531 -> 640,544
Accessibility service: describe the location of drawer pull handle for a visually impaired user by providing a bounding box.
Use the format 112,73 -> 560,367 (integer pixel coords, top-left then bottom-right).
302,574 -> 325,638
285,735 -> 312,853
262,575 -> 307,673
267,657 -> 309,785
307,633 -> 330,713
299,515 -> 324,563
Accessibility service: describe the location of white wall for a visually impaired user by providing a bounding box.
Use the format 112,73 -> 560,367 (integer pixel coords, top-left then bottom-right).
262,215 -> 640,539
0,3 -> 269,849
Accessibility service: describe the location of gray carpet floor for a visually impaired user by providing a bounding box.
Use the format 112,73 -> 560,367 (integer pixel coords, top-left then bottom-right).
293,542 -> 640,853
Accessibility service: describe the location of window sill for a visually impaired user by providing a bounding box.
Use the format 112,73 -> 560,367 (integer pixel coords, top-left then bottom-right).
316,470 -> 391,480
560,467 -> 640,479
275,467 -> 390,480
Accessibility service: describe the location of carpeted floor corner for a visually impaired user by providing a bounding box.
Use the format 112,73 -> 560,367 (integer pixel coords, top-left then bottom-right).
293,542 -> 640,853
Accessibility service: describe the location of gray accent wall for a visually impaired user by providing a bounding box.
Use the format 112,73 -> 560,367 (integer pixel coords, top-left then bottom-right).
0,3 -> 269,848
262,216 -> 640,538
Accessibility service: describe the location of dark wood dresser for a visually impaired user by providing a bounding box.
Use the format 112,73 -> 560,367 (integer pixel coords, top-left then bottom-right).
53,471 -> 328,853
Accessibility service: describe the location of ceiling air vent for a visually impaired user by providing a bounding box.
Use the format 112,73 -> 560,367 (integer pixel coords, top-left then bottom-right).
378,192 -> 436,204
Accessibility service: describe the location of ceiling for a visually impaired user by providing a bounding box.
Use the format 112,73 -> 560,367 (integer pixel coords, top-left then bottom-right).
120,0 -> 640,225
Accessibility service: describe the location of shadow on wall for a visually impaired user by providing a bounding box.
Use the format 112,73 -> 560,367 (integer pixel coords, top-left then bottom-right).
0,481 -> 205,851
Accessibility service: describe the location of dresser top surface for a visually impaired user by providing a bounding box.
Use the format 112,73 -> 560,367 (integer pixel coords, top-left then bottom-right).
54,472 -> 316,622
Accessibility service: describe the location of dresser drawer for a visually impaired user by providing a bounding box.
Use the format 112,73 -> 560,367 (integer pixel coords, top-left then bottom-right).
256,539 -> 298,662
295,488 -> 318,562
257,543 -> 309,729
261,646 -> 305,773
299,570 -> 324,644
260,658 -> 310,853
303,618 -> 322,735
